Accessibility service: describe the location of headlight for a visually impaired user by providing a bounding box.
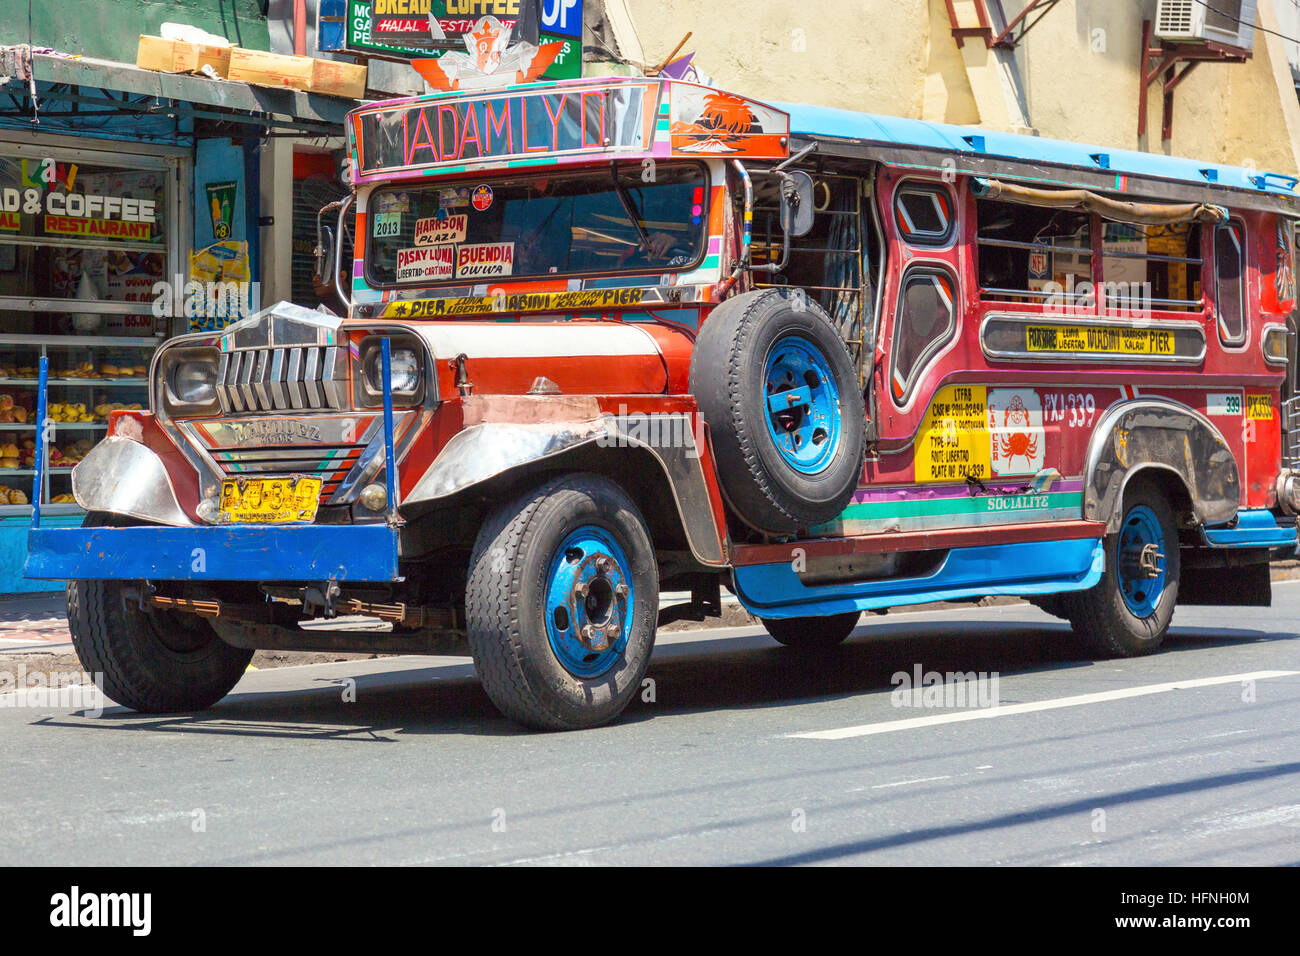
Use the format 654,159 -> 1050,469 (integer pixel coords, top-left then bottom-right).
364,347 -> 420,394
171,360 -> 218,403
160,347 -> 221,414
356,336 -> 424,407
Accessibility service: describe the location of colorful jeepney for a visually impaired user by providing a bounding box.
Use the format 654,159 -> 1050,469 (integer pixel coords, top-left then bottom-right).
26,76 -> 1300,729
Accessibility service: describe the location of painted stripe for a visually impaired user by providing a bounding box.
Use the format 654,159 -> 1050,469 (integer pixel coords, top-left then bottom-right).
410,322 -> 663,359
790,671 -> 1300,740
833,490 -> 1082,521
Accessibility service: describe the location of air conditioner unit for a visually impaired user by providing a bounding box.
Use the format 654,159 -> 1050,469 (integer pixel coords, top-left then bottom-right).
1154,0 -> 1257,50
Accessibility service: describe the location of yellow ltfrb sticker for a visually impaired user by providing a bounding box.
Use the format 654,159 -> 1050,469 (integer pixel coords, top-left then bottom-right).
916,385 -> 992,482
1025,325 -> 1176,356
1247,394 -> 1275,420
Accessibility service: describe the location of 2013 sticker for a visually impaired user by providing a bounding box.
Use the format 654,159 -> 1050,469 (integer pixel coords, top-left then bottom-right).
373,212 -> 403,238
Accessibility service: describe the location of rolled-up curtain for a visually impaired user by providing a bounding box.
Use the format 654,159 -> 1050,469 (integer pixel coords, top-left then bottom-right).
971,177 -> 1228,225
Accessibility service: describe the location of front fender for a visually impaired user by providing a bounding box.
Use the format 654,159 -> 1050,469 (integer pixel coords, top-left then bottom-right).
403,420 -> 608,503
71,436 -> 196,527
1084,398 -> 1239,532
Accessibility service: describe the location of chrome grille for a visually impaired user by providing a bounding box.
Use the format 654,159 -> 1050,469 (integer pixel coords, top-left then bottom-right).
217,346 -> 346,414
1285,396 -> 1300,468
210,443 -> 367,501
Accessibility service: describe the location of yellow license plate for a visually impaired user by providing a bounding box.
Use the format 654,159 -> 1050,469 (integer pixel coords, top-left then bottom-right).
219,476 -> 322,524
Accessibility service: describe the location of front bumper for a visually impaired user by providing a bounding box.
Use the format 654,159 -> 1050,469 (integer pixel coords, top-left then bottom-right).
24,524 -> 401,582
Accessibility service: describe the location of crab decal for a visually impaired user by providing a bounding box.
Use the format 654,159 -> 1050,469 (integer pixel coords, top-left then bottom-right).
997,394 -> 1039,471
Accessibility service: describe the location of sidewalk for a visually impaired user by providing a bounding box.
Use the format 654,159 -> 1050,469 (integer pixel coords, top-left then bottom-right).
0,590 -> 71,652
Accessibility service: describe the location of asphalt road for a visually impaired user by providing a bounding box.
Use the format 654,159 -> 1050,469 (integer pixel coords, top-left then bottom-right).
3,585 -> 1300,866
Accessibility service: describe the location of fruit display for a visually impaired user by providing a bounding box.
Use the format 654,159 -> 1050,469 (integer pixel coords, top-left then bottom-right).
50,438 -> 95,465
0,361 -> 146,381
0,343 -> 155,508
0,484 -> 29,505
0,394 -> 30,423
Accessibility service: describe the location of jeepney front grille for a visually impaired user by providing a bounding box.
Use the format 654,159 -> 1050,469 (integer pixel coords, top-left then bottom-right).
209,443 -> 367,501
217,346 -> 346,414
1284,396 -> 1300,468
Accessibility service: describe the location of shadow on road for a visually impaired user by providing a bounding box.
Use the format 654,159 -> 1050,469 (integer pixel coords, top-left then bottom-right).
30,612 -> 1295,740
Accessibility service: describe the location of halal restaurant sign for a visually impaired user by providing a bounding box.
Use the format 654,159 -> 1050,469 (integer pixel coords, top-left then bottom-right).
0,185 -> 157,241
353,81 -> 654,177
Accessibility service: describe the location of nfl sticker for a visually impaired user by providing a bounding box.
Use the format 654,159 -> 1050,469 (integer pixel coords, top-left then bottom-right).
455,242 -> 514,279
414,214 -> 468,247
472,185 -> 494,212
396,246 -> 455,282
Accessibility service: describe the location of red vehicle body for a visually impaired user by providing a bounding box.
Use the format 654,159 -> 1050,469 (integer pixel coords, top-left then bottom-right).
28,77 -> 1300,729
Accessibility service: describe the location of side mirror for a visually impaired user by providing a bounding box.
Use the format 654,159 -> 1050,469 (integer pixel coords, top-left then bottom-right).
780,170 -> 816,238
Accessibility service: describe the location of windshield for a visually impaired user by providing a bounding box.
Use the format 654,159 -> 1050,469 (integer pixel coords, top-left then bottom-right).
366,163 -> 708,286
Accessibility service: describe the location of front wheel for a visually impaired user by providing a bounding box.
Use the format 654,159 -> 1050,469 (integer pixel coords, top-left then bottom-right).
66,579 -> 253,712
465,473 -> 659,730
1066,479 -> 1180,657
762,612 -> 861,651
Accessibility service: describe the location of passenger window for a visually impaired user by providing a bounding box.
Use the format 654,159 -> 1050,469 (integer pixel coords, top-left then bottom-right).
891,267 -> 956,403
976,200 -> 1092,306
1215,221 -> 1246,345
1101,222 -> 1202,314
895,184 -> 954,246
752,173 -> 867,367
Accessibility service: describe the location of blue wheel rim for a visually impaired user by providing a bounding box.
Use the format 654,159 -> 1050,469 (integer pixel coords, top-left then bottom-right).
762,334 -> 843,475
544,526 -> 634,679
1118,504 -> 1168,618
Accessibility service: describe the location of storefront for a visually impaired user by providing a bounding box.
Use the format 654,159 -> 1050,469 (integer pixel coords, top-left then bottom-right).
0,50 -> 352,593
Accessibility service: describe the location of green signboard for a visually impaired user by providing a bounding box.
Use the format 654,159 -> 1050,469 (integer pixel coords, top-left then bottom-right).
342,1 -> 580,79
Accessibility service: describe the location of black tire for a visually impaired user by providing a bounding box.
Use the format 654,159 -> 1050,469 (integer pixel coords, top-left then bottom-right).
762,612 -> 861,651
1064,479 -> 1181,657
465,473 -> 659,730
691,289 -> 866,533
66,580 -> 253,713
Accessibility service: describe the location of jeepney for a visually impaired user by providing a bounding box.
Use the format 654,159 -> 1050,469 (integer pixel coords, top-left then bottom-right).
26,76 -> 1300,729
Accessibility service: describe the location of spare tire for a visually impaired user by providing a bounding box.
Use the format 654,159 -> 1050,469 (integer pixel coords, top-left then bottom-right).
690,289 -> 866,533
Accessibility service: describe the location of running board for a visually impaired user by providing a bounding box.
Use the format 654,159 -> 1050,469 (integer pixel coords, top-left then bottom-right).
732,537 -> 1104,620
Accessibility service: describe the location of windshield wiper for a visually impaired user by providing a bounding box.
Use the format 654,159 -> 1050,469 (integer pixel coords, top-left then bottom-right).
610,163 -> 653,253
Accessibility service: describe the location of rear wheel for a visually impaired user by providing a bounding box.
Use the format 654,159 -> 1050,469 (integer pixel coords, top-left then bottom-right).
762,612 -> 861,651
1066,479 -> 1180,657
465,473 -> 659,730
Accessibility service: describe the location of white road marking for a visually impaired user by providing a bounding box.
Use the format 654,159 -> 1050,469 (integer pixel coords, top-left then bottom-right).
869,775 -> 952,790
789,670 -> 1300,740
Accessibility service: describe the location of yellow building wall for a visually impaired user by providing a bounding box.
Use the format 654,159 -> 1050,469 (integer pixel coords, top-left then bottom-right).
618,0 -> 1300,175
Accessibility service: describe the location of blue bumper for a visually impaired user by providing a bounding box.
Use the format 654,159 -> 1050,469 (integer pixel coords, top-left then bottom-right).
1201,509 -> 1298,548
24,524 -> 401,583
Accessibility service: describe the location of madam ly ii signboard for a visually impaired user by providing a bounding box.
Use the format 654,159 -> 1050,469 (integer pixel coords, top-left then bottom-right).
351,81 -> 655,178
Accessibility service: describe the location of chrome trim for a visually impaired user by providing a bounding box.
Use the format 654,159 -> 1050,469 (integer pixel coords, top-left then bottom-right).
1261,322 -> 1290,366
286,347 -> 305,409
322,346 -> 343,408
402,416 -> 728,568
603,413 -> 728,567
405,422 -> 609,503
269,348 -> 288,409
71,437 -> 196,527
1083,398 -> 1239,533
304,347 -> 322,408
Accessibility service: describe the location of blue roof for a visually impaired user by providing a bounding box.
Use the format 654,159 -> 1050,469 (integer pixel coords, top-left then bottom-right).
774,101 -> 1299,199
